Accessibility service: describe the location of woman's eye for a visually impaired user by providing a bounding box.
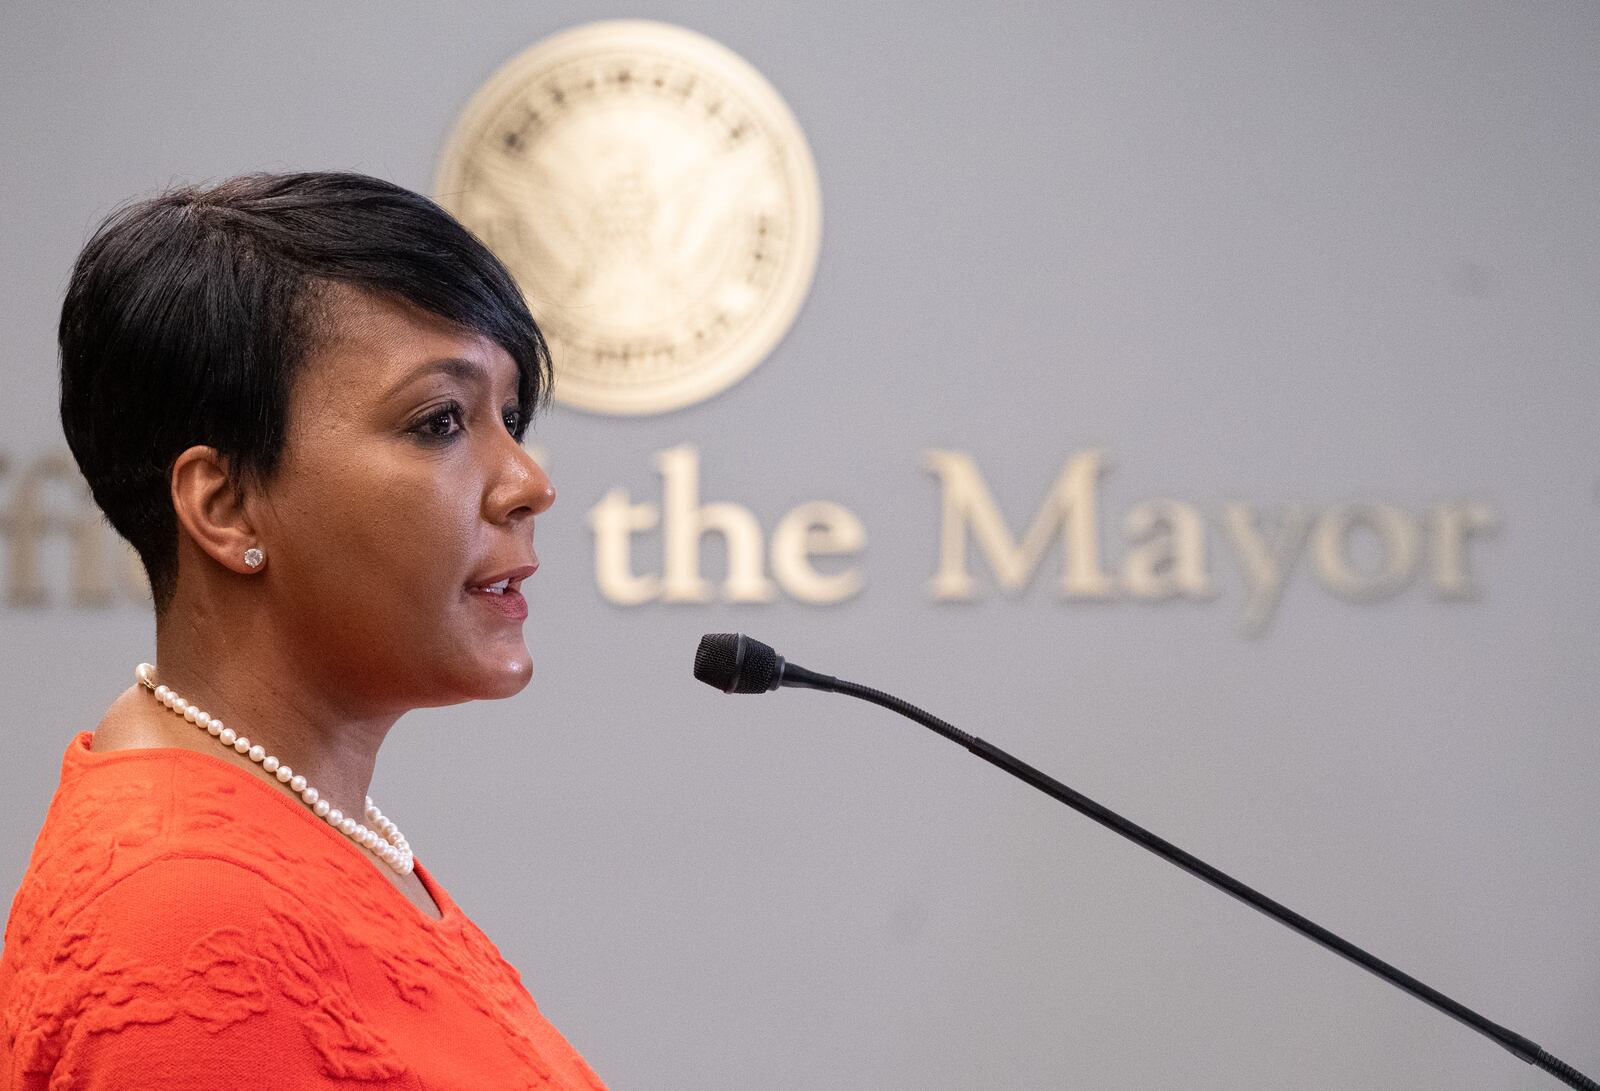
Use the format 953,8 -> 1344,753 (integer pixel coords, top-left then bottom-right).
415,403 -> 464,440
504,408 -> 523,435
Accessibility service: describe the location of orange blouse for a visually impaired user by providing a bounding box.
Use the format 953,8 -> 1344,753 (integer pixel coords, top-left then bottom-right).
0,732 -> 607,1090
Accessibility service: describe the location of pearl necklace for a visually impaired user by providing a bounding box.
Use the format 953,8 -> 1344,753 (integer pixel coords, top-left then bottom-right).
134,664 -> 413,875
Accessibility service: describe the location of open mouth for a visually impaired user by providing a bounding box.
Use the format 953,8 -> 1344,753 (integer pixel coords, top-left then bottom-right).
465,562 -> 537,597
465,562 -> 536,620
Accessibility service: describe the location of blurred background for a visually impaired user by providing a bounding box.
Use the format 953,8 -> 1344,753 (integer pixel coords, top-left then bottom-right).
2,2 -> 1596,1088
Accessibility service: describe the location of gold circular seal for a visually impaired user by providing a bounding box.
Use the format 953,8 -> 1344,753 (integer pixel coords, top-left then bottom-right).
436,21 -> 823,415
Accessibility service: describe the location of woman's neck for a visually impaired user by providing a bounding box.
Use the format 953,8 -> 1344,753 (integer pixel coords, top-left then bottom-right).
123,598 -> 402,823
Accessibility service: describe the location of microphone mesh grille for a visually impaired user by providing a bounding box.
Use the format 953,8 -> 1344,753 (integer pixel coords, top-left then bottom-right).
694,633 -> 779,693
694,634 -> 741,692
734,638 -> 779,693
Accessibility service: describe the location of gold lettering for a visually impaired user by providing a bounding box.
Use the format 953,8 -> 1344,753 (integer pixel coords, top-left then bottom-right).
1427,501 -> 1498,600
1,453 -> 85,608
658,444 -> 776,604
770,501 -> 866,604
924,449 -> 1116,601
1311,503 -> 1420,601
1120,499 -> 1214,601
1220,503 -> 1312,637
587,488 -> 662,605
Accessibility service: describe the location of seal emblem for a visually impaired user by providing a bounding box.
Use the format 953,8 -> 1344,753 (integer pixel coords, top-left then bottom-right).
436,20 -> 823,415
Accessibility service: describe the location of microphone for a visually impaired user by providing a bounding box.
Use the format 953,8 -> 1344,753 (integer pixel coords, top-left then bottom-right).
691,632 -> 1598,1091
692,632 -> 837,694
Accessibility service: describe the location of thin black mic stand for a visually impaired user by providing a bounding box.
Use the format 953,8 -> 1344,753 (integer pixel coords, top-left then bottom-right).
693,633 -> 1597,1090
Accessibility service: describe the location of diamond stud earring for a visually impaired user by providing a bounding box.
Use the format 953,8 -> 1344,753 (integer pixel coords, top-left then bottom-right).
243,548 -> 264,569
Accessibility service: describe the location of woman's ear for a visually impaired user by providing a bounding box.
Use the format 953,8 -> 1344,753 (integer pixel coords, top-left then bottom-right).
170,445 -> 264,574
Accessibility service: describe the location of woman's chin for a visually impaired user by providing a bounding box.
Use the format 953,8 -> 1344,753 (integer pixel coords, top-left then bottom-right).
474,652 -> 534,700
422,632 -> 534,704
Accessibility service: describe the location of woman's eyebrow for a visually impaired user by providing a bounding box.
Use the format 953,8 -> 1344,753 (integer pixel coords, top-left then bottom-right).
381,357 -> 491,401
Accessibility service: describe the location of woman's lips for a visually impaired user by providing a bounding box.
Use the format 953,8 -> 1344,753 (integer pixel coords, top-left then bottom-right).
468,586 -> 528,620
465,559 -> 537,622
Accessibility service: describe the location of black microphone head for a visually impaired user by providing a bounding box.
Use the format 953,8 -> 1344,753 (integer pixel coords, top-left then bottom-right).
694,633 -> 782,694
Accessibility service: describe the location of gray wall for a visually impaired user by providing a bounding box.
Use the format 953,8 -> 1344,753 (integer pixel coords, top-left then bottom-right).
3,2 -> 1596,1088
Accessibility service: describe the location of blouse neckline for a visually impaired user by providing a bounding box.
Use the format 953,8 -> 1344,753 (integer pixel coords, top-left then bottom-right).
65,729 -> 464,931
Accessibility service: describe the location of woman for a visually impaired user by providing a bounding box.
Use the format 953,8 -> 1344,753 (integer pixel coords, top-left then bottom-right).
0,172 -> 607,1089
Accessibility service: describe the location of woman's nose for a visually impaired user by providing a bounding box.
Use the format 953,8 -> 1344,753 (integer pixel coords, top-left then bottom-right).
488,436 -> 555,522
532,468 -> 556,514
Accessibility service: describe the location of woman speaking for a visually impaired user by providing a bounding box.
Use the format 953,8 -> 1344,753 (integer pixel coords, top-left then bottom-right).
0,172 -> 607,1089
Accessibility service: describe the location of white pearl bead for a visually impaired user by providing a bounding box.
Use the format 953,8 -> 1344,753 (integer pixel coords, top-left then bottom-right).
183,706 -> 200,723
262,755 -> 279,772
233,737 -> 250,754
248,745 -> 265,762
171,697 -> 188,713
327,808 -> 343,826
289,774 -> 307,793
313,799 -> 331,817
208,719 -> 223,736
275,766 -> 293,783
218,728 -> 237,746
301,786 -> 318,805
195,712 -> 211,729
340,818 -> 357,836
153,684 -> 168,701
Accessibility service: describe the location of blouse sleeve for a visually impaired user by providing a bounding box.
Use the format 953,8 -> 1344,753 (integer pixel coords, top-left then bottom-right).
34,856 -> 416,1090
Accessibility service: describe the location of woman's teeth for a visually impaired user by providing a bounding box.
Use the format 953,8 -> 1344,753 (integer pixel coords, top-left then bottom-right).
480,579 -> 510,594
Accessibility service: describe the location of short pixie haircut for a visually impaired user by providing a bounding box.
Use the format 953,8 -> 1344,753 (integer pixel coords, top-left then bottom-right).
59,171 -> 552,615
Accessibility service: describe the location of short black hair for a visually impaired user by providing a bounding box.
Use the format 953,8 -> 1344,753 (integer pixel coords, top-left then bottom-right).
58,171 -> 552,616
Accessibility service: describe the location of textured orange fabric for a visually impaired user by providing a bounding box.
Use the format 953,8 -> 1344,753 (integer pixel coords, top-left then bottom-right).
0,732 -> 607,1090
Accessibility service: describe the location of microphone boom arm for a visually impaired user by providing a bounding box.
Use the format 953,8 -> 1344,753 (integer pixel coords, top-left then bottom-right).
695,634 -> 1597,1090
